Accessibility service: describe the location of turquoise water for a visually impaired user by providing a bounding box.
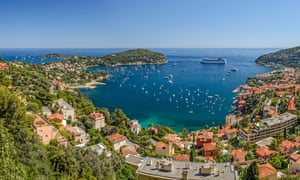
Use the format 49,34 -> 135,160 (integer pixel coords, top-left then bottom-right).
0,48 -> 276,131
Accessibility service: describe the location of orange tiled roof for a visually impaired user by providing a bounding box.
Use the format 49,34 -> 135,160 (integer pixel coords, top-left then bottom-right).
0,63 -> 9,70
106,133 -> 126,143
203,143 -> 216,151
197,131 -> 213,139
256,146 -> 276,157
289,153 -> 300,162
121,146 -> 138,156
173,154 -> 190,161
91,112 -> 104,118
288,97 -> 297,111
258,163 -> 277,179
156,141 -> 166,149
163,133 -> 180,142
280,140 -> 300,153
231,149 -> 246,158
48,113 -> 63,121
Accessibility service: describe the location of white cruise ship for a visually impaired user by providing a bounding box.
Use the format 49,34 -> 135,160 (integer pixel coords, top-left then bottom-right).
200,58 -> 226,64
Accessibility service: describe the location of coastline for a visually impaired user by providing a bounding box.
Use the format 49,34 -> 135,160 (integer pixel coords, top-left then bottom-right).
68,80 -> 106,89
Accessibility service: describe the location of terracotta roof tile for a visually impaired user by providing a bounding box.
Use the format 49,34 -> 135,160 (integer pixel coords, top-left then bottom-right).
231,149 -> 246,158
106,133 -> 126,143
173,154 -> 190,161
156,141 -> 166,149
258,163 -> 277,179
48,113 -> 63,121
203,143 -> 216,151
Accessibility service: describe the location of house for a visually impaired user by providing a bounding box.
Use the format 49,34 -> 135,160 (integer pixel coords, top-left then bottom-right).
289,153 -> 300,172
148,127 -> 158,134
155,141 -> 174,157
256,146 -> 276,161
279,140 -> 300,154
87,143 -> 106,155
65,125 -> 90,144
106,133 -> 126,151
0,63 -> 9,70
173,154 -> 190,162
53,99 -> 76,121
196,131 -> 213,148
89,112 -> 106,130
121,146 -> 138,157
130,120 -> 141,135
48,113 -> 63,122
258,163 -> 277,180
48,113 -> 66,126
33,114 -> 67,146
203,143 -> 217,160
231,149 -> 246,163
218,125 -> 238,139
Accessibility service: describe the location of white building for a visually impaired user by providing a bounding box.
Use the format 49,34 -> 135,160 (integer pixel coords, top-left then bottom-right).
53,98 -> 76,122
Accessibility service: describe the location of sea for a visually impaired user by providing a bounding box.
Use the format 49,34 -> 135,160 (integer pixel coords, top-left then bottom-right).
0,48 -> 277,132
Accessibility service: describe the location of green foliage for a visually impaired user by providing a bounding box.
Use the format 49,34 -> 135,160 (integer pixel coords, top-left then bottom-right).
255,46 -> 300,68
58,90 -> 95,116
0,85 -> 136,179
242,161 -> 258,180
269,155 -> 288,169
102,49 -> 167,66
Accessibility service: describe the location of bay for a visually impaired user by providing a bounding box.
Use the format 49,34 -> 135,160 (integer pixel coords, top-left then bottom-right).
0,48 -> 276,131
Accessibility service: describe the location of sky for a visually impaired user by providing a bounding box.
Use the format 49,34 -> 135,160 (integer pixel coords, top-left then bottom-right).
0,0 -> 300,48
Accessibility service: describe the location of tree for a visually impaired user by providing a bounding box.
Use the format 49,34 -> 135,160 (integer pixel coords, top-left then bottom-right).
190,132 -> 196,162
242,161 -> 258,180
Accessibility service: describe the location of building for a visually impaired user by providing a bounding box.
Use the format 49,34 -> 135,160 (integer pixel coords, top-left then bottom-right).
258,163 -> 277,180
256,146 -> 276,161
121,146 -> 138,157
279,140 -> 300,154
196,131 -> 213,148
0,63 -> 9,70
130,119 -> 141,135
53,99 -> 76,121
231,149 -> 246,163
33,114 -> 67,146
203,143 -> 217,160
65,125 -> 90,144
172,154 -> 190,162
106,133 -> 126,151
155,141 -> 174,157
239,112 -> 298,142
125,156 -> 238,180
87,143 -> 106,155
89,112 -> 106,130
48,113 -> 66,126
48,113 -> 63,122
289,153 -> 300,172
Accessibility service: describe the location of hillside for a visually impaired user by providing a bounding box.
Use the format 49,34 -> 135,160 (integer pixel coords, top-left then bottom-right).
255,46 -> 300,68
101,48 -> 167,66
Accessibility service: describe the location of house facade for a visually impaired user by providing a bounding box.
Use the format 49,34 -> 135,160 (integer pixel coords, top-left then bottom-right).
106,133 -> 126,151
89,112 -> 106,130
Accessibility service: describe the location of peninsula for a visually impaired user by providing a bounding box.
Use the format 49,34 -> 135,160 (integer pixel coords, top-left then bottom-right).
255,46 -> 300,68
42,49 -> 167,88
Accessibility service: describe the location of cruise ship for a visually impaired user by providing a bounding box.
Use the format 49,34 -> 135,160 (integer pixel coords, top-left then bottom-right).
200,58 -> 226,64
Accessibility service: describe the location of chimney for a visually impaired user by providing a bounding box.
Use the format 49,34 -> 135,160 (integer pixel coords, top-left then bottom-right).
182,170 -> 188,180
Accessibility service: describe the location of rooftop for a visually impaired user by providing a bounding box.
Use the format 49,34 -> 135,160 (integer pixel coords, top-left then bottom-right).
259,112 -> 297,128
258,163 -> 277,179
106,133 -> 126,143
135,156 -> 237,180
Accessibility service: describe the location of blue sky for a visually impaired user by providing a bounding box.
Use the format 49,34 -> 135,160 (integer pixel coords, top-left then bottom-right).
0,0 -> 300,48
